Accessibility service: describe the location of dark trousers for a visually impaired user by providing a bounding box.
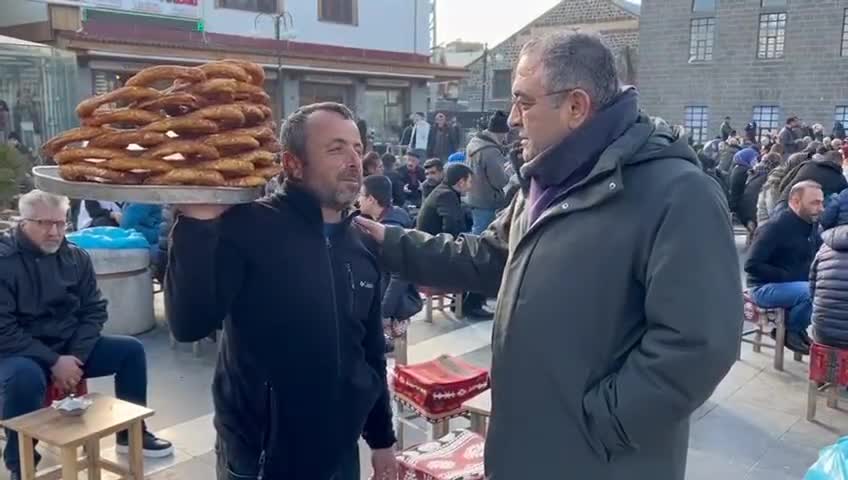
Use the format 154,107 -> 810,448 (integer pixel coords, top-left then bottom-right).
216,439 -> 358,480
0,335 -> 147,473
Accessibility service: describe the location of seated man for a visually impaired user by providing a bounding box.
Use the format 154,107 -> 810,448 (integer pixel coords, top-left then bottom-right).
0,190 -> 172,479
745,180 -> 824,354
421,158 -> 444,202
416,164 -> 491,319
359,176 -> 421,351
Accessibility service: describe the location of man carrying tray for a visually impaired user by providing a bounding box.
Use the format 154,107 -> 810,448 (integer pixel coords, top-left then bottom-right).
165,102 -> 397,480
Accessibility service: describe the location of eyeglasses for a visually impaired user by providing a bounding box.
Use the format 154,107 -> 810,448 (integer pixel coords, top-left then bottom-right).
510,88 -> 577,114
24,218 -> 67,230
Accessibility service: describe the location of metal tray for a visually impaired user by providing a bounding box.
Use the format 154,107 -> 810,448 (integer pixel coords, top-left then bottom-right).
33,166 -> 264,205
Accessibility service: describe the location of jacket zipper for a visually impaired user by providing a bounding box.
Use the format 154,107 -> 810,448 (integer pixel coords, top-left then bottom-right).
345,263 -> 355,317
325,237 -> 342,374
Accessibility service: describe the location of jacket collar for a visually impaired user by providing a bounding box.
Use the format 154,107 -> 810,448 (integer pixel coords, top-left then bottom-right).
520,88 -> 640,189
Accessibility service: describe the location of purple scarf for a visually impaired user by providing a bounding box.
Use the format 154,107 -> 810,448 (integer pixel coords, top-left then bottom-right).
522,88 -> 640,224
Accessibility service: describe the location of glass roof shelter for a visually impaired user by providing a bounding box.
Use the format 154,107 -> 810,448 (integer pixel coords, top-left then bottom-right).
0,35 -> 77,159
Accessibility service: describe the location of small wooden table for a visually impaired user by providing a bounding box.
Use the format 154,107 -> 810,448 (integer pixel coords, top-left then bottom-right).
0,393 -> 154,480
462,390 -> 491,436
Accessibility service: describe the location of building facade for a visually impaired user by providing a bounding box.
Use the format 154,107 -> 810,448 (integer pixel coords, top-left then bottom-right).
437,0 -> 639,118
0,0 -> 463,144
639,0 -> 848,146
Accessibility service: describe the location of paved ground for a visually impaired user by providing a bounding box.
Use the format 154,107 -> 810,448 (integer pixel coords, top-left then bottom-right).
0,232 -> 844,479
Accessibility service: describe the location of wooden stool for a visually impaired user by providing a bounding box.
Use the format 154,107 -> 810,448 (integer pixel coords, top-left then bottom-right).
807,342 -> 848,421
741,290 -> 804,371
396,429 -> 484,480
391,355 -> 489,448
419,287 -> 464,323
0,393 -> 154,480
462,390 -> 491,437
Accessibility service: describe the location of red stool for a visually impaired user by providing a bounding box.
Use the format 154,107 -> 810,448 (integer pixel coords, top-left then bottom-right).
418,287 -> 464,322
396,429 -> 484,480
807,342 -> 848,421
43,380 -> 88,407
391,355 -> 489,448
741,290 -> 803,371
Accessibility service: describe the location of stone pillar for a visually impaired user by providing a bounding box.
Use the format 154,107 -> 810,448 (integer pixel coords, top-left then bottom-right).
352,79 -> 367,117
281,74 -> 300,120
409,81 -> 429,115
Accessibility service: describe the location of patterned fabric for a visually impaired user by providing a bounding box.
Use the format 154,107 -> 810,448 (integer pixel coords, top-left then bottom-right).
809,342 -> 848,384
743,290 -> 785,327
396,429 -> 485,480
392,355 -> 490,420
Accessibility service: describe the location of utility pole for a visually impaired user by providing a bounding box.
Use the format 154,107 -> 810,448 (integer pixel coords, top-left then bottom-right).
256,11 -> 293,122
480,43 -> 488,116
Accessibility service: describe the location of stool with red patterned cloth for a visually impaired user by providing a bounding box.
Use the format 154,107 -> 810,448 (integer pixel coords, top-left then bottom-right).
396,429 -> 484,480
807,342 -> 848,421
391,355 -> 489,448
418,287 -> 464,323
741,289 -> 803,371
43,379 -> 88,407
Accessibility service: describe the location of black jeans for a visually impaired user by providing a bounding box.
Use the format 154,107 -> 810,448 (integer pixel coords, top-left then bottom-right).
216,439 -> 359,480
0,335 -> 147,473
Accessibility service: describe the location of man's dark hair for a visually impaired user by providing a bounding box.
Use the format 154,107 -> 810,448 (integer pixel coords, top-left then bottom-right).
445,163 -> 472,187
423,158 -> 444,171
362,151 -> 380,175
415,112 -> 425,117
520,32 -> 620,110
362,175 -> 393,208
786,116 -> 799,125
381,153 -> 397,170
280,102 -> 354,161
724,116 -> 731,121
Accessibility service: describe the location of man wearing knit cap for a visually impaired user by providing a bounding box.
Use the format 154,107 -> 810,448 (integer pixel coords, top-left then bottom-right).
466,110 -> 511,235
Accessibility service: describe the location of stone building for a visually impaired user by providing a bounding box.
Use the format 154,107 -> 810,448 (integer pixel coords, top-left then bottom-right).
639,0 -> 848,145
439,0 -> 639,116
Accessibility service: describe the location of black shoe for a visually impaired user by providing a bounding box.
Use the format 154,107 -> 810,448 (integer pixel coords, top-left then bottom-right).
116,430 -> 174,458
800,329 -> 813,347
465,307 -> 494,320
384,333 -> 395,354
785,332 -> 811,355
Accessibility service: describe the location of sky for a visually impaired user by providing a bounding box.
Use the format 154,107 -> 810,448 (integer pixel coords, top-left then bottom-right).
436,0 -> 640,47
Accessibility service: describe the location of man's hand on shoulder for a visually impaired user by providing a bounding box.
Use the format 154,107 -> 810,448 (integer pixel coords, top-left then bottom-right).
354,216 -> 386,244
177,204 -> 231,221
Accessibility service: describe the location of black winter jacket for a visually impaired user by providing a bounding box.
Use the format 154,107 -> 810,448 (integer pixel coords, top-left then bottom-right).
738,171 -> 767,227
416,182 -> 466,237
728,163 -> 750,215
0,228 -> 107,368
811,225 -> 848,348
165,182 -> 395,479
745,208 -> 820,288
779,157 -> 848,202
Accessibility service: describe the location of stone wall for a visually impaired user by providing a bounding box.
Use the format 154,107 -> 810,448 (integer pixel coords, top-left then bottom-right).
638,0 -> 848,139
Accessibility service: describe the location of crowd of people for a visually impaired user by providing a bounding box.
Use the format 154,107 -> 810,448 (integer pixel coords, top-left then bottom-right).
696,114 -> 848,356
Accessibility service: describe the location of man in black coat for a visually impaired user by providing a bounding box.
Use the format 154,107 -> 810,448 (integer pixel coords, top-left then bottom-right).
745,180 -> 825,353
779,151 -> 848,202
381,153 -> 406,208
0,190 -> 172,479
166,103 -> 397,480
397,152 -> 427,207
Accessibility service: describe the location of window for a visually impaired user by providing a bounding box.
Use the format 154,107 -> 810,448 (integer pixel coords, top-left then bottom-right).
752,106 -> 781,142
299,82 -> 350,106
757,13 -> 787,59
692,0 -> 715,12
319,0 -> 357,25
218,0 -> 276,12
761,0 -> 787,7
842,9 -> 848,56
491,70 -> 512,99
363,89 -> 407,143
689,18 -> 716,62
836,106 -> 848,126
684,106 -> 709,145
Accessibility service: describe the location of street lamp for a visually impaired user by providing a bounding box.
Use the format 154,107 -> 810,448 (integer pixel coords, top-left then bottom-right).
254,11 -> 294,122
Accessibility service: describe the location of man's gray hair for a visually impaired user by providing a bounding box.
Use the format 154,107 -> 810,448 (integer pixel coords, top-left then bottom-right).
280,102 -> 355,162
18,190 -> 69,218
789,180 -> 822,201
520,31 -> 620,110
